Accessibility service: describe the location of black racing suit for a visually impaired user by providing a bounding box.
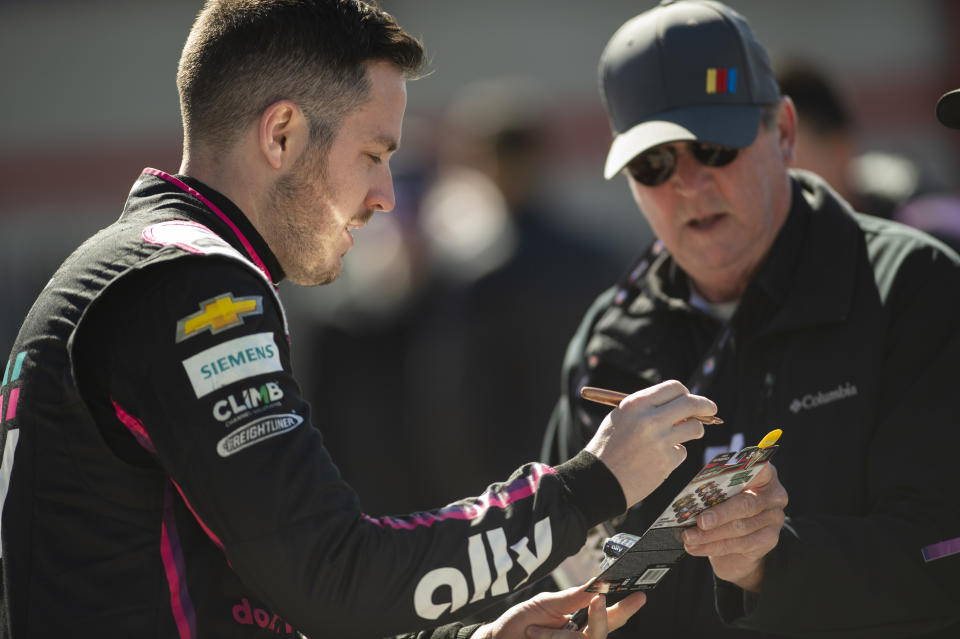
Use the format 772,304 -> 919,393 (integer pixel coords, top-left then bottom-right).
544,171 -> 960,638
0,169 -> 625,638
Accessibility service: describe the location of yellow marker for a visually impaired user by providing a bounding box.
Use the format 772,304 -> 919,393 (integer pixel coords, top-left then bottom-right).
757,428 -> 782,449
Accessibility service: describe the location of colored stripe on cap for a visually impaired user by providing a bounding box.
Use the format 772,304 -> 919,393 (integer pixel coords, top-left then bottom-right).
706,68 -> 737,94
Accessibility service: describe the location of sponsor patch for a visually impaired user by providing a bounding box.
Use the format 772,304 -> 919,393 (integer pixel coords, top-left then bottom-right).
217,413 -> 303,457
414,517 -> 553,619
176,293 -> 263,343
212,381 -> 284,425
143,219 -> 291,338
182,332 -> 282,398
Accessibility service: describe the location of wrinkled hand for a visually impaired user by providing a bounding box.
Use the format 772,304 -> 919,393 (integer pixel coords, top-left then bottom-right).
472,585 -> 646,639
681,462 -> 788,592
585,380 -> 718,506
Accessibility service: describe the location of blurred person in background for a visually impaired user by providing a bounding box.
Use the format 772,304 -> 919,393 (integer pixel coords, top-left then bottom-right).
880,86 -> 960,252
413,76 -> 626,503
542,1 -> 960,637
777,58 -> 960,250
0,0 -> 723,636
775,59 -> 857,204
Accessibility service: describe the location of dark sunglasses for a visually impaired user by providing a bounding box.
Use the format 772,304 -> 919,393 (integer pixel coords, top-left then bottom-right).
625,142 -> 739,187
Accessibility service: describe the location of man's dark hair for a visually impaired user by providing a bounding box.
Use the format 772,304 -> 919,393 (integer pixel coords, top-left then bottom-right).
776,61 -> 851,137
177,0 -> 426,155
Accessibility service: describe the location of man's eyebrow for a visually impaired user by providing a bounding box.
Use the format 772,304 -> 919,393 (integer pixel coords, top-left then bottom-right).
373,135 -> 399,152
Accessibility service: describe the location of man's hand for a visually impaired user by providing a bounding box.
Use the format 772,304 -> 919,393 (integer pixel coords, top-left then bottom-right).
681,462 -> 788,592
584,380 -> 718,506
472,586 -> 646,639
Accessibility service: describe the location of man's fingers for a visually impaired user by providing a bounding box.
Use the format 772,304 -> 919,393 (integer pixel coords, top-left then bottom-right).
621,381 -> 718,426
581,592 -> 646,638
696,465 -> 787,530
538,585 -> 595,616
744,461 -> 776,488
696,489 -> 785,534
672,443 -> 688,466
670,418 -> 706,444
684,521 -> 782,558
585,379 -> 721,507
583,594 -> 608,639
626,379 -> 690,406
699,488 -> 767,529
632,392 -> 717,430
604,592 -> 646,631
683,507 -> 785,551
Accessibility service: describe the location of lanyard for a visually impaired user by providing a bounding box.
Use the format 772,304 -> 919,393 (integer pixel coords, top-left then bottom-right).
686,323 -> 733,395
609,241 -> 734,396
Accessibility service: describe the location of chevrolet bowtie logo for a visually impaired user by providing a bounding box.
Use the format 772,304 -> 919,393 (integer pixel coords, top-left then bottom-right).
175,293 -> 263,343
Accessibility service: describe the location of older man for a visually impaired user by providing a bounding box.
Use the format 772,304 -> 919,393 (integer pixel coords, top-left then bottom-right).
544,1 -> 960,637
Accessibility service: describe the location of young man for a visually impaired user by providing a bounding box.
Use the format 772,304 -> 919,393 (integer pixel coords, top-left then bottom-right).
0,1 -> 717,637
544,1 -> 960,637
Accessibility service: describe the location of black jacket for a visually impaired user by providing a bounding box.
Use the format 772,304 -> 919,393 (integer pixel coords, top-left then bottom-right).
0,169 -> 625,638
544,171 -> 960,638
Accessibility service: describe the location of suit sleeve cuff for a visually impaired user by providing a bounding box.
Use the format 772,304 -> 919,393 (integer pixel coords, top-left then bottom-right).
554,450 -> 626,526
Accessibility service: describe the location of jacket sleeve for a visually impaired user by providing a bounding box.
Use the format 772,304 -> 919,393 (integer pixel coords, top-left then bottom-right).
720,239 -> 960,637
102,258 -> 626,638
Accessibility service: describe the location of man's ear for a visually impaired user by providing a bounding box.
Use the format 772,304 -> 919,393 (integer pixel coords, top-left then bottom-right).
777,96 -> 798,166
259,100 -> 309,170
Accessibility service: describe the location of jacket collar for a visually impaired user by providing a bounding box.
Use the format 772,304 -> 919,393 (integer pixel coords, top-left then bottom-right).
746,170 -> 861,336
128,168 -> 285,286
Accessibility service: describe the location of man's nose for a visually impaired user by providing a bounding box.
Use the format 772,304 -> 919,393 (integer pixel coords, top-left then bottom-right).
366,167 -> 396,212
669,146 -> 712,195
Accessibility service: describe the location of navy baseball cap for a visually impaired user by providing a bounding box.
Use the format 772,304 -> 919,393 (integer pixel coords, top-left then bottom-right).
936,89 -> 960,129
599,0 -> 781,179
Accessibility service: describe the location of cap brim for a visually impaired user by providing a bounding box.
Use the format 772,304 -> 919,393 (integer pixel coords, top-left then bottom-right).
604,104 -> 764,179
937,89 -> 960,129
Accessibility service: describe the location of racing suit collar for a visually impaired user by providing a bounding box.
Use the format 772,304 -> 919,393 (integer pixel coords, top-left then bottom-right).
745,170 -> 860,336
175,174 -> 285,286
128,169 -> 286,286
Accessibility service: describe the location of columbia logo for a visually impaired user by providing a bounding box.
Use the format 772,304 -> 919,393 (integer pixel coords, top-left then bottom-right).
789,383 -> 858,414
